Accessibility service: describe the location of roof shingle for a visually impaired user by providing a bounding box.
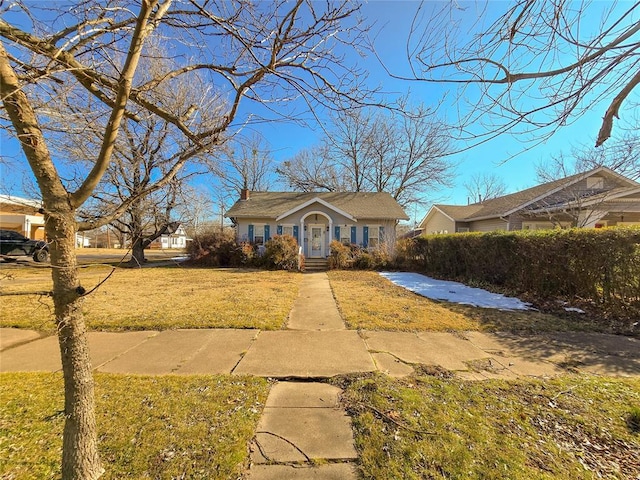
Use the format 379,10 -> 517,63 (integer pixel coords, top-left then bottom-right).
226,191 -> 409,220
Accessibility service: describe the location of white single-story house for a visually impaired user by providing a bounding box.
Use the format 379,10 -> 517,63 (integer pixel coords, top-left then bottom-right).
149,224 -> 189,249
0,194 -> 45,239
420,167 -> 640,234
225,190 -> 409,258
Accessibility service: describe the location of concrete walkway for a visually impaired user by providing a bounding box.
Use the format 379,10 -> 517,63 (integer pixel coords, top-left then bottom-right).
2,271 -> 639,479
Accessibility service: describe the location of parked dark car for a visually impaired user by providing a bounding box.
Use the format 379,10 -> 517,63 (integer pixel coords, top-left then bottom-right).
0,229 -> 49,262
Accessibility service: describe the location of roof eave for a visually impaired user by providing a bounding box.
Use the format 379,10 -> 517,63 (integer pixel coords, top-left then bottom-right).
275,196 -> 357,222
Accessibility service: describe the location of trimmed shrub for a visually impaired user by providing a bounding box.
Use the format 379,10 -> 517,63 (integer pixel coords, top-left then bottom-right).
401,227 -> 640,310
186,228 -> 247,267
328,240 -> 395,270
328,240 -> 354,269
262,234 -> 300,271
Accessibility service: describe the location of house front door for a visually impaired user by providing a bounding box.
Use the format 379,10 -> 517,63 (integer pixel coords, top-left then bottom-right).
309,226 -> 324,257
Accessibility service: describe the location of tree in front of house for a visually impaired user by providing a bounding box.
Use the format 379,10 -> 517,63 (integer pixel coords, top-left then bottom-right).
0,1 -> 381,477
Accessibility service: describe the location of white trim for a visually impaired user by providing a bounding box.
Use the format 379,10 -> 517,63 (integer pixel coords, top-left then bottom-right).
276,196 -> 356,222
422,205 -> 455,224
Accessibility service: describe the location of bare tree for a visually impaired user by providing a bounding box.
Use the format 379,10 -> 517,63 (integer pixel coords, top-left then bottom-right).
277,104 -> 454,208
537,134 -> 640,183
0,1 -> 380,477
401,1 -> 640,149
211,133 -> 275,198
464,172 -> 507,203
276,143 -> 346,192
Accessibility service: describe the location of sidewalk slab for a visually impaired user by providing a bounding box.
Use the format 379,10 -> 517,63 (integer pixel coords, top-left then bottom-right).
265,382 -> 341,408
464,331 -> 640,377
363,331 -> 489,371
233,331 -> 375,377
175,329 -> 259,374
251,382 -> 357,464
371,352 -> 415,377
287,273 -> 345,331
98,329 -> 257,375
0,335 -> 61,371
0,328 -> 46,351
0,330 -> 157,372
248,463 -> 357,479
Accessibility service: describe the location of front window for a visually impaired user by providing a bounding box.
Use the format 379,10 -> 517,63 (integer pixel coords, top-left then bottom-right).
283,225 -> 293,237
340,226 -> 351,244
368,226 -> 380,248
254,225 -> 264,244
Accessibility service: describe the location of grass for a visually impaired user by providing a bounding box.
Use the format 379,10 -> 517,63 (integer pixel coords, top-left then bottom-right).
0,372 -> 270,479
337,372 -> 640,480
0,265 -> 302,332
328,271 -> 608,334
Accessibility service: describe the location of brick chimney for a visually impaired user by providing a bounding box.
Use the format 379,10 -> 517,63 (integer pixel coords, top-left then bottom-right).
240,188 -> 250,200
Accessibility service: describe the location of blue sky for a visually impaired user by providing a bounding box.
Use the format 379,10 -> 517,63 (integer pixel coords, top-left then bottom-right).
1,1 -> 637,227
244,0 -> 634,225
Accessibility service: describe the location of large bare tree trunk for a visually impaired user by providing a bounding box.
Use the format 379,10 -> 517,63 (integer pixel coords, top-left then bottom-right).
130,236 -> 147,266
47,209 -> 103,479
1,43 -> 103,480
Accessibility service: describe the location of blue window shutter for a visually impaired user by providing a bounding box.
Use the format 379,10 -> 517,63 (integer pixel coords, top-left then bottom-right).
248,224 -> 254,242
363,226 -> 369,247
350,226 -> 356,243
264,224 -> 271,241
334,226 -> 340,240
293,225 -> 299,243
277,225 -> 283,235
379,226 -> 385,242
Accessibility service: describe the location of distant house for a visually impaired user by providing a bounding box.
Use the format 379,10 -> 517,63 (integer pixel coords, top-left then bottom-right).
0,195 -> 45,239
420,167 -> 640,234
149,224 -> 189,249
225,191 -> 409,258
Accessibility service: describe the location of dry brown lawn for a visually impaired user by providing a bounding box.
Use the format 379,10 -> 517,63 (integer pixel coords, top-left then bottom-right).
328,271 -> 602,333
328,270 -> 477,331
0,264 -> 301,332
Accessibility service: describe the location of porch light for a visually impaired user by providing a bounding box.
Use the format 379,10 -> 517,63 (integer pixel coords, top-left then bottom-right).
326,225 -> 330,232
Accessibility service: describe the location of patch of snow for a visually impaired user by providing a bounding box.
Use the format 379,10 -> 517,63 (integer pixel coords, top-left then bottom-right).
379,272 -> 532,311
564,307 -> 585,314
170,255 -> 190,262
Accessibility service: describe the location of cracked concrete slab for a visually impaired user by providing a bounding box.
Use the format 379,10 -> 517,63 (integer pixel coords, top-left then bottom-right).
98,329 -> 257,375
252,408 -> 357,463
363,331 -> 490,371
233,331 -> 375,377
371,352 -> 414,377
174,329 -> 259,374
251,382 -> 357,465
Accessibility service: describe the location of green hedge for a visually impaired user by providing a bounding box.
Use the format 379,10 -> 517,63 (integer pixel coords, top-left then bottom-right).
401,228 -> 640,307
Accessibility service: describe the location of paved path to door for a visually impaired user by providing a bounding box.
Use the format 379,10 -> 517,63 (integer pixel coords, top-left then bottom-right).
2,272 -> 639,479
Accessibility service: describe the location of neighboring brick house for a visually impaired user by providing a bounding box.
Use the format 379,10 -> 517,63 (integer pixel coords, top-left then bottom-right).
420,167 -> 640,234
225,191 -> 409,258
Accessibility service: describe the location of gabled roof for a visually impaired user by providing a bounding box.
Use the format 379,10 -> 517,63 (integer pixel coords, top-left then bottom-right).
422,166 -> 639,224
226,191 -> 409,221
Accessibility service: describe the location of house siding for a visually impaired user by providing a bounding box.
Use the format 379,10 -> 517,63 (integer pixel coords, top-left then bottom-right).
603,212 -> 640,225
469,218 -> 508,232
423,210 -> 455,234
235,215 -> 398,255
